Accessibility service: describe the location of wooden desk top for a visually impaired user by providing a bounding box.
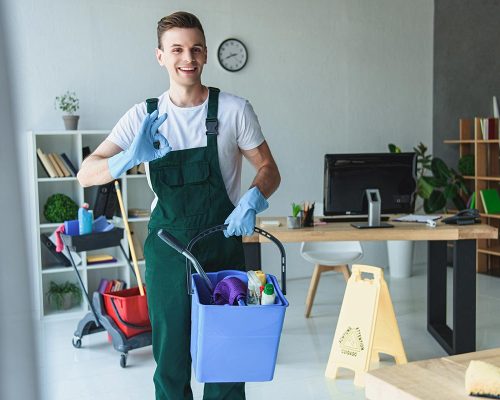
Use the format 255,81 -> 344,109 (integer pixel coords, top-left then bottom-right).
365,348 -> 500,400
242,217 -> 498,243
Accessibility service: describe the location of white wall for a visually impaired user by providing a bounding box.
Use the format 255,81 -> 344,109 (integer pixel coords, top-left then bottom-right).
4,0 -> 434,281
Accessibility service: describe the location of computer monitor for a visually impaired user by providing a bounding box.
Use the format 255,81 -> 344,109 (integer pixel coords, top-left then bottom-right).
323,152 -> 417,216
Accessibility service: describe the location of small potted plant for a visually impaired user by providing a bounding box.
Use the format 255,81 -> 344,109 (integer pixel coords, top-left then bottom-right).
55,91 -> 80,130
287,203 -> 302,229
46,281 -> 82,310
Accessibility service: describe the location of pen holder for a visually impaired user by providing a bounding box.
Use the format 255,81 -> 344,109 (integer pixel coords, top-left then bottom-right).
287,215 -> 301,229
302,205 -> 315,227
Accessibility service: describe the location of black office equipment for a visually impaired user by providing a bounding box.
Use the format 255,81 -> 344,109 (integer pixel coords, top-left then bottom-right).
442,209 -> 481,225
94,182 -> 118,219
323,152 -> 417,217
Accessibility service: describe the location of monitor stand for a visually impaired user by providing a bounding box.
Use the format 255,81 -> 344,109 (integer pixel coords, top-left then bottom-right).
351,189 -> 394,229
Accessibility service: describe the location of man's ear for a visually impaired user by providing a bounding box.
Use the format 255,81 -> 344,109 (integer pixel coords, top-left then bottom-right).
155,48 -> 164,66
204,47 -> 208,65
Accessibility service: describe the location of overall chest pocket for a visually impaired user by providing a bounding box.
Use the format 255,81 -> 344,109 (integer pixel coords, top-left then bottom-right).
151,161 -> 211,218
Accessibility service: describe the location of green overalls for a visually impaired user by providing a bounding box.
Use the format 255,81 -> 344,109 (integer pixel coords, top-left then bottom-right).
144,88 -> 246,400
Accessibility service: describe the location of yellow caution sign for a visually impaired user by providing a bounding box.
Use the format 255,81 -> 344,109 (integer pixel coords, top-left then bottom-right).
325,264 -> 407,386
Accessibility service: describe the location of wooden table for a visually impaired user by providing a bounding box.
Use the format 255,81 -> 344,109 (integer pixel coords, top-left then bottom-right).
364,347 -> 500,399
243,217 -> 498,355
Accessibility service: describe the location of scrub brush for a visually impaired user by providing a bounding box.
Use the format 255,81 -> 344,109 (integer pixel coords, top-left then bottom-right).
465,360 -> 500,398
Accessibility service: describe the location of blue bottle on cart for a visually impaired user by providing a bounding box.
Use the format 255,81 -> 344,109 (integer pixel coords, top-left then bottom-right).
78,203 -> 93,235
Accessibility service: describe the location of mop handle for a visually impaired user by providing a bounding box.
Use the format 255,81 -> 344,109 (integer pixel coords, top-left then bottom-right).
186,225 -> 287,295
114,181 -> 145,296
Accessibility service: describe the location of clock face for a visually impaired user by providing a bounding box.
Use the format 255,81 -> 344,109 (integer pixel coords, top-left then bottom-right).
217,39 -> 248,72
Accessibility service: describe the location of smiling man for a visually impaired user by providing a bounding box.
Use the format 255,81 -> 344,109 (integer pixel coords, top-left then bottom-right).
77,11 -> 280,400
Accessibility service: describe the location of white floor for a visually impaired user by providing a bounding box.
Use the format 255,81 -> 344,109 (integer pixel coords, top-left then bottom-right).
37,264 -> 500,400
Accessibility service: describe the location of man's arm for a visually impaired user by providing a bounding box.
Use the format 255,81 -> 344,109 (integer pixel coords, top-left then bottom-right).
241,140 -> 281,198
77,140 -> 123,187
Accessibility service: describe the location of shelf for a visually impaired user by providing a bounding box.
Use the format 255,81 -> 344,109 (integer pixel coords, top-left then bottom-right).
480,213 -> 500,220
478,246 -> 500,256
128,217 -> 150,222
477,140 -> 500,143
42,267 -> 82,274
86,261 -> 127,270
443,139 -> 475,144
463,176 -> 475,180
34,130 -> 110,136
476,176 -> 500,181
38,177 -> 78,182
126,174 -> 147,179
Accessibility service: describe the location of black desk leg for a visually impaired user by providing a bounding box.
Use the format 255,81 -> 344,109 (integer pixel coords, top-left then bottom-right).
453,239 -> 476,354
427,239 -> 476,355
243,242 -> 262,270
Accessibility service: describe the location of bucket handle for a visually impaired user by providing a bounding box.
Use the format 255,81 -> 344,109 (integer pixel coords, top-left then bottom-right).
109,297 -> 151,330
158,225 -> 287,296
185,224 -> 287,295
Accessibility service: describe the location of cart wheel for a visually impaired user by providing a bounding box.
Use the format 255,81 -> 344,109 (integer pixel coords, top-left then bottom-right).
120,354 -> 127,368
72,337 -> 82,349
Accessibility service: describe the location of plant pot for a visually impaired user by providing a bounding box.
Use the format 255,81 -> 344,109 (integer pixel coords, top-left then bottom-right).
287,216 -> 301,229
63,115 -> 79,130
387,240 -> 414,278
48,292 -> 75,310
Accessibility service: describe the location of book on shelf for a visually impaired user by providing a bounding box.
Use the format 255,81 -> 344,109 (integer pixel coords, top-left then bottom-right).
36,148 -> 58,178
60,153 -> 78,176
87,253 -> 117,265
47,153 -> 64,177
40,233 -> 71,267
99,279 -> 126,293
128,208 -> 150,218
130,229 -> 144,261
52,153 -> 71,177
479,189 -> 500,214
478,118 -> 499,140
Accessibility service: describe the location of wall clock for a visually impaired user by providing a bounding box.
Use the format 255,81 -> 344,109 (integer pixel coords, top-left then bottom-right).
217,38 -> 248,72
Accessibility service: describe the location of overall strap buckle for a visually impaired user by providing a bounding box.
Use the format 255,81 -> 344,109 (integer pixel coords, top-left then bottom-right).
205,118 -> 218,135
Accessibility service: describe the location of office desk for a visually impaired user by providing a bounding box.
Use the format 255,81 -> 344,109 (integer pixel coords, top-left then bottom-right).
243,217 -> 498,355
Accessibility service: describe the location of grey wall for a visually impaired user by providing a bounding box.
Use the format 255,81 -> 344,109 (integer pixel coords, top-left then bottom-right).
0,1 -> 39,398
433,0 -> 500,165
4,0 -> 434,286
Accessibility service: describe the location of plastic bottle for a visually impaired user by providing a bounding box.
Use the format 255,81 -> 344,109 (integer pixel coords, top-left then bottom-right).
246,271 -> 262,305
255,270 -> 267,286
78,203 -> 93,235
261,283 -> 276,305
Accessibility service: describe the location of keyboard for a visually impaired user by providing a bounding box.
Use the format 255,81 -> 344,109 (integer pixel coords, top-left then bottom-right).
320,215 -> 390,223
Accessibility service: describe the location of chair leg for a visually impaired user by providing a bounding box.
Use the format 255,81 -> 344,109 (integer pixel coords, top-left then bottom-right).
305,265 -> 331,318
338,264 -> 351,282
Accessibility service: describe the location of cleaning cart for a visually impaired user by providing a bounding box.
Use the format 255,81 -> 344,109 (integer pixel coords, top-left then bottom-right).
158,224 -> 289,382
62,228 -> 152,368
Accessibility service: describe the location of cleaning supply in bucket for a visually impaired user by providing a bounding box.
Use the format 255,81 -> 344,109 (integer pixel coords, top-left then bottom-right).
247,270 -> 263,305
78,203 -> 93,235
255,270 -> 267,286
213,276 -> 247,306
261,283 -> 276,305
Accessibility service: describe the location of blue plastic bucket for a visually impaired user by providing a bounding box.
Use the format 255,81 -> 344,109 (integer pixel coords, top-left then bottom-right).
191,269 -> 288,382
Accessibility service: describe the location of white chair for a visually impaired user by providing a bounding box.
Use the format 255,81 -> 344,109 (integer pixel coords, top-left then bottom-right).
300,241 -> 363,318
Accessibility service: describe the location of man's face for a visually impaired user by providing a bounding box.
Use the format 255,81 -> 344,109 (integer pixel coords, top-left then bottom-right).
156,27 -> 207,87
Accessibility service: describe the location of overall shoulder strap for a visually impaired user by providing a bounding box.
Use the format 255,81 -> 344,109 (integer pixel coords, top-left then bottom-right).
206,87 -> 220,135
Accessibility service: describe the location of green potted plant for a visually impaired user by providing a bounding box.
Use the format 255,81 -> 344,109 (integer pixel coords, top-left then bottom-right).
287,203 -> 302,229
46,281 -> 82,310
55,91 -> 80,130
43,193 -> 79,223
388,142 -> 469,213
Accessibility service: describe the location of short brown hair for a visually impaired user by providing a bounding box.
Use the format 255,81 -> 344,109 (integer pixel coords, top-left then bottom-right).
157,11 -> 206,49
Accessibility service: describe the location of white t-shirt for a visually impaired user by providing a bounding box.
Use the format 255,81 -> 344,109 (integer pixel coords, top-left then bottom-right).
107,90 -> 265,210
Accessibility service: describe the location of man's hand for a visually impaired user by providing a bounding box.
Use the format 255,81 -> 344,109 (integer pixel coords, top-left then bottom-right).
224,187 -> 269,237
108,110 -> 170,178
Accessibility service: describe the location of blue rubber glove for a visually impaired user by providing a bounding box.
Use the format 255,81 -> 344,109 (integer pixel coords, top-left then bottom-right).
224,187 -> 269,237
108,110 -> 170,178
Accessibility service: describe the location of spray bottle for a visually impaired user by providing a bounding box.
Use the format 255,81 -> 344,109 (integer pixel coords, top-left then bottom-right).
78,203 -> 93,235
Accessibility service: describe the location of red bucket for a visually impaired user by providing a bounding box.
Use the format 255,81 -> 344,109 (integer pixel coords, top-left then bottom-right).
103,286 -> 151,338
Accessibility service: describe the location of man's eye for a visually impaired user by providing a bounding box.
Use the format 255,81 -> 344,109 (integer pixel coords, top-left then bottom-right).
193,48 -> 202,53
172,48 -> 182,53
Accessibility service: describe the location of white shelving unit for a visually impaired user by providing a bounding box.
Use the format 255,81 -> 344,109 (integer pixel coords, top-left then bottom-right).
28,130 -> 154,319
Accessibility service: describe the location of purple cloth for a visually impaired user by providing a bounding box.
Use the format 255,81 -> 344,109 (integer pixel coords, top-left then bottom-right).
213,277 -> 247,306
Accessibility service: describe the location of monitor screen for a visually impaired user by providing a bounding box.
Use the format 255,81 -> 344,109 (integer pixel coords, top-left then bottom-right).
323,153 -> 417,216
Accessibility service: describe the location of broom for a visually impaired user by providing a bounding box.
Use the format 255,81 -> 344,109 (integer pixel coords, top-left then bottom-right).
114,180 -> 145,296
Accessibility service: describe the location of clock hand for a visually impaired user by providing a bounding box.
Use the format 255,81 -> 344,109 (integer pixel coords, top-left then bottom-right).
224,53 -> 238,60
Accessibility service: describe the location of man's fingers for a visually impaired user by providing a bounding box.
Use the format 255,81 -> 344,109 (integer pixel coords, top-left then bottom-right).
138,113 -> 151,137
150,112 -> 168,134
